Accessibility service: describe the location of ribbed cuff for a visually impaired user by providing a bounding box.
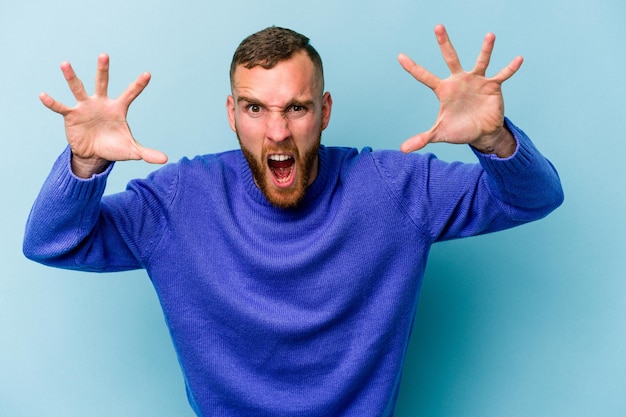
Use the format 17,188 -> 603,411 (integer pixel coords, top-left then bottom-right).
51,146 -> 114,201
471,118 -> 540,177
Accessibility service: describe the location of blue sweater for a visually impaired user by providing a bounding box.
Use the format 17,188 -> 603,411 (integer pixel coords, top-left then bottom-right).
24,119 -> 563,416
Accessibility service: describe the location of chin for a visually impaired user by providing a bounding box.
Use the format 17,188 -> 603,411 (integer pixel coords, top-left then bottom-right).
263,185 -> 307,209
238,134 -> 320,209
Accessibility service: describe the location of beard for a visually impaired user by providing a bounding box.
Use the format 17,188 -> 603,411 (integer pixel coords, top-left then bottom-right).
238,134 -> 321,209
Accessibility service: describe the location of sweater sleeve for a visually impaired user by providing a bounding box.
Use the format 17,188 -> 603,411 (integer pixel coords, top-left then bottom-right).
373,118 -> 564,242
23,146 -> 177,272
469,118 -> 564,223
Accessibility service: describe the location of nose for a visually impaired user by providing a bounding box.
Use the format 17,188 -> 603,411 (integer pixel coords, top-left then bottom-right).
265,111 -> 291,143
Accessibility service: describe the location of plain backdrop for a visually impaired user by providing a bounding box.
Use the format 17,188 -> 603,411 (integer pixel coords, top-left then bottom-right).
2,1 -> 625,416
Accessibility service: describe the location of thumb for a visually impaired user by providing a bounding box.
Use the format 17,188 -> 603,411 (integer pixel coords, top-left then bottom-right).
138,146 -> 168,164
400,131 -> 432,153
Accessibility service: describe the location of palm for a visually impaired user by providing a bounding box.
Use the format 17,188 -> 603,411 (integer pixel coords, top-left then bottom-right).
62,94 -> 138,161
430,71 -> 505,143
40,54 -> 167,171
398,25 -> 523,153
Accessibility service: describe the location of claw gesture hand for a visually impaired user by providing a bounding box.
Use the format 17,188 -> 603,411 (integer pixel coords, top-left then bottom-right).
398,24 -> 523,157
40,54 -> 168,178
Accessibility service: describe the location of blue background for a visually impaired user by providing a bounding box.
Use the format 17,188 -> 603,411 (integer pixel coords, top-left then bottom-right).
2,1 -> 625,416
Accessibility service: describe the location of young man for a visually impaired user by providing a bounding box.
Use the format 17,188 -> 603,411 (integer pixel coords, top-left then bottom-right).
24,25 -> 563,416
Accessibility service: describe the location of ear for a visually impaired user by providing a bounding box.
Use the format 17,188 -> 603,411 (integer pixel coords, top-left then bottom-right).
321,92 -> 333,131
226,95 -> 236,132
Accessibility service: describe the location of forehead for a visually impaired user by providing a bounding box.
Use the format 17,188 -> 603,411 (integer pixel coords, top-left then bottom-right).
231,52 -> 321,103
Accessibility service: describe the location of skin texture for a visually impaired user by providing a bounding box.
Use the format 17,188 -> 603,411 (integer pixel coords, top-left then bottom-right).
226,51 -> 332,208
39,24 -> 521,187
397,24 -> 521,156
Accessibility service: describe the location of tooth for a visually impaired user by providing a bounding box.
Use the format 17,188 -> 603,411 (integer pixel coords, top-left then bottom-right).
269,154 -> 291,161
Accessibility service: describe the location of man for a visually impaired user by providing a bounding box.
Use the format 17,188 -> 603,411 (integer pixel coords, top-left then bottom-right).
24,25 -> 563,416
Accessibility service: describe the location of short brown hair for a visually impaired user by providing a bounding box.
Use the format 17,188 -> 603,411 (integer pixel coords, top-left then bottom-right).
229,26 -> 324,93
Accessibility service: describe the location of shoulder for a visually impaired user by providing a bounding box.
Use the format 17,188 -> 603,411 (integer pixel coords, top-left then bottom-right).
178,149 -> 243,169
321,145 -> 449,183
362,147 -> 445,182
149,150 -> 244,180
123,150 -> 245,202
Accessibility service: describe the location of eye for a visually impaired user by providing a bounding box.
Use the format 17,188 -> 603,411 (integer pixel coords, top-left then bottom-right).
286,104 -> 308,118
244,103 -> 265,118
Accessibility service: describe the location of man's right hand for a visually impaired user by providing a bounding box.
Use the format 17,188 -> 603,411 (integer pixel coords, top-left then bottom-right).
40,54 -> 168,178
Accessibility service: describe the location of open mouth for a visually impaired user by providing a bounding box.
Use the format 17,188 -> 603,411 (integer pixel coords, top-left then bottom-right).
267,154 -> 296,186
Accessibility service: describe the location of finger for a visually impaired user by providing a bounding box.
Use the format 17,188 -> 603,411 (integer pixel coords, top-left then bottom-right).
398,53 -> 440,90
473,32 -> 496,76
39,92 -> 71,115
60,61 -> 89,101
434,24 -> 462,73
94,53 -> 110,97
138,145 -> 168,165
492,55 -> 524,83
119,72 -> 151,107
400,131 -> 433,153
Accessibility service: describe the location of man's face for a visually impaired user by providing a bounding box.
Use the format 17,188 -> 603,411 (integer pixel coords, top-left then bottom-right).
227,52 -> 332,209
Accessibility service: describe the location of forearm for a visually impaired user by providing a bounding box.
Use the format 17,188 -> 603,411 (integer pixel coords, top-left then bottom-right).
23,147 -> 107,266
71,153 -> 111,179
470,122 -> 517,158
23,147 -> 137,271
472,118 -> 564,222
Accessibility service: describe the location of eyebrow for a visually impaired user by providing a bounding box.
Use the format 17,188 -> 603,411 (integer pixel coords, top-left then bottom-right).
236,95 -> 315,109
236,96 -> 256,104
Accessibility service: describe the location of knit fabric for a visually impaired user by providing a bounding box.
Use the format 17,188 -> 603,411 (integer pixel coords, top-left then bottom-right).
24,119 -> 563,416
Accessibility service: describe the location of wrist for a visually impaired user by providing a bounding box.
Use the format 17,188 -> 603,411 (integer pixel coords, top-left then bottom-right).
71,153 -> 111,179
471,125 -> 517,158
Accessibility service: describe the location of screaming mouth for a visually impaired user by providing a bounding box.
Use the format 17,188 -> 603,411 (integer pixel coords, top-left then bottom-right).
268,154 -> 295,184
